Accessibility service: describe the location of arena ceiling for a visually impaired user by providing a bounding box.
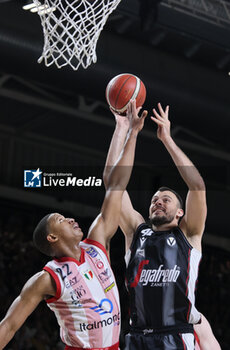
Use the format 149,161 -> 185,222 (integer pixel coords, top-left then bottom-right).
0,0 -> 230,244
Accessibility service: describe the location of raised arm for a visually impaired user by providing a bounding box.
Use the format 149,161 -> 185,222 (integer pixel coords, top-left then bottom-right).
102,105 -> 145,251
0,271 -> 55,349
151,103 -> 207,249
88,101 -> 147,254
103,108 -> 130,188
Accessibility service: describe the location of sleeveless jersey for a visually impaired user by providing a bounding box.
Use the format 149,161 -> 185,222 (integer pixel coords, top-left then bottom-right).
43,239 -> 120,348
125,223 -> 201,330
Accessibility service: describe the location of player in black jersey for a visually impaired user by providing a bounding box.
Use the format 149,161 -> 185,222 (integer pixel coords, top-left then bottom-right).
103,102 -> 207,350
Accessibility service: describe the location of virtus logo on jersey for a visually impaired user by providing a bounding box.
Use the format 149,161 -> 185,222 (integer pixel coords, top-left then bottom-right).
139,264 -> 180,287
167,236 -> 176,247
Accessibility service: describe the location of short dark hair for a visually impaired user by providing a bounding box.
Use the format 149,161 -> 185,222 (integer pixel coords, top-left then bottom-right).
158,186 -> 183,209
33,214 -> 53,256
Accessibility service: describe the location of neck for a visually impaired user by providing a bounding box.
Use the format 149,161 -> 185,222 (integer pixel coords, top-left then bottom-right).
54,243 -> 82,260
151,221 -> 178,232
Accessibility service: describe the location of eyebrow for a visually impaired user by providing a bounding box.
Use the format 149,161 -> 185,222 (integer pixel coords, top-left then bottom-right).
55,214 -> 63,221
152,195 -> 173,201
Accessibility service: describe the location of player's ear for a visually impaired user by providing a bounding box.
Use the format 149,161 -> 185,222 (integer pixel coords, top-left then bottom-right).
176,208 -> 184,218
47,233 -> 58,243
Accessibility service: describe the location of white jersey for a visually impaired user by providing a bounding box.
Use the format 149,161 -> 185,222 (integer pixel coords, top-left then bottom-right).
43,239 -> 120,348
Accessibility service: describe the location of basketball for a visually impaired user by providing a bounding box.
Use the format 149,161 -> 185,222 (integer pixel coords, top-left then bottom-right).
105,73 -> 146,115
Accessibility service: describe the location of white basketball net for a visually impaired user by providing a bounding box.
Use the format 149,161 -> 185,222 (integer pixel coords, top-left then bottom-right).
33,0 -> 122,70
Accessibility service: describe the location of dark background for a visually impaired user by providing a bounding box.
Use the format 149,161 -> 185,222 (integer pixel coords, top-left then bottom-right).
0,0 -> 230,349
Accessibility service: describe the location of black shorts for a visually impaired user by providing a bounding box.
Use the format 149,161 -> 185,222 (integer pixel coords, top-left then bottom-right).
124,330 -> 195,350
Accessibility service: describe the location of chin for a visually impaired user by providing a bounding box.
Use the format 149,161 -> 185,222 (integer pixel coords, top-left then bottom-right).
151,214 -> 165,221
150,215 -> 172,227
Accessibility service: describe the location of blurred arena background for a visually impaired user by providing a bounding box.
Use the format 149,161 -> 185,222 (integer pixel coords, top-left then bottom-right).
0,0 -> 230,348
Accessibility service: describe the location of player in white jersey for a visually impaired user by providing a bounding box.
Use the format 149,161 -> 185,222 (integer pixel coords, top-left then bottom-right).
0,101 -> 148,350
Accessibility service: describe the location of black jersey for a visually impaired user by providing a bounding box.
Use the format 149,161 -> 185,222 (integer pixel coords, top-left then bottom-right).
125,223 -> 201,330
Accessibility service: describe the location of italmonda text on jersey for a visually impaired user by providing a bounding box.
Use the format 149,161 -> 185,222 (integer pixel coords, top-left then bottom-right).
43,176 -> 102,187
79,312 -> 120,331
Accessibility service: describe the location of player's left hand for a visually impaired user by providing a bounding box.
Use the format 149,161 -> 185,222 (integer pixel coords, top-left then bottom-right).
110,107 -> 130,131
151,103 -> 171,142
127,99 -> 148,133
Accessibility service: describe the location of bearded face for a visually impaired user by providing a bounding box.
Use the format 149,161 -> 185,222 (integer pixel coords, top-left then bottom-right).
149,191 -> 183,229
149,213 -> 175,227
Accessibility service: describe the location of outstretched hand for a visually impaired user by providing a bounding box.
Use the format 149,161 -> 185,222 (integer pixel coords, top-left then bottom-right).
110,107 -> 130,131
151,103 -> 171,142
127,100 -> 148,133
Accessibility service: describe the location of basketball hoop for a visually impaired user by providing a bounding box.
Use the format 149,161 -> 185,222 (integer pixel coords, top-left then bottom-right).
33,0 -> 122,70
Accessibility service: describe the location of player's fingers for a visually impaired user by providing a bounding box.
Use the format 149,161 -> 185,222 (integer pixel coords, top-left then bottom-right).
140,110 -> 148,120
127,100 -> 133,112
127,101 -> 132,113
153,108 -> 164,120
109,107 -> 120,120
109,107 -> 116,114
130,99 -> 137,116
151,116 -> 164,126
165,105 -> 169,119
127,102 -> 133,121
157,103 -> 166,117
